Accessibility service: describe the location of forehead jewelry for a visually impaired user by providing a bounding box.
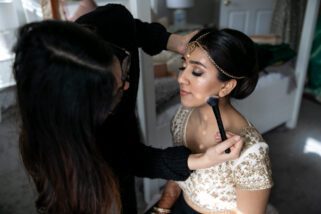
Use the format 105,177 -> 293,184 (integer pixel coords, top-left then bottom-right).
186,33 -> 246,80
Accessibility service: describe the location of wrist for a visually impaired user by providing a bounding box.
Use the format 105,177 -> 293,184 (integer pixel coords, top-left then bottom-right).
201,151 -> 219,168
187,153 -> 209,170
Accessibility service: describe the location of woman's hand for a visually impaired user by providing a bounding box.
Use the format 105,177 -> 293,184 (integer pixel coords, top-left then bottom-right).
187,132 -> 243,170
205,131 -> 244,165
167,30 -> 198,55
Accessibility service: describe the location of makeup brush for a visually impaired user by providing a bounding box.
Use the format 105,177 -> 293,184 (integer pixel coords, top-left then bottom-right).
207,97 -> 230,154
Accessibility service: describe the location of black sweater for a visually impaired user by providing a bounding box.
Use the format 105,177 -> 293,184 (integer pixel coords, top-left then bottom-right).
76,4 -> 191,213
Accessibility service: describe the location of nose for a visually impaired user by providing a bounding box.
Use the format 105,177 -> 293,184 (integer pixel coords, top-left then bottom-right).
178,68 -> 188,85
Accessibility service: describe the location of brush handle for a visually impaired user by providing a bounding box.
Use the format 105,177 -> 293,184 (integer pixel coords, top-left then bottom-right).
211,105 -> 230,154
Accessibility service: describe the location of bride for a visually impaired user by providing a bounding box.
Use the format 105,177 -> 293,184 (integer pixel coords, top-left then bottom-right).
152,28 -> 273,214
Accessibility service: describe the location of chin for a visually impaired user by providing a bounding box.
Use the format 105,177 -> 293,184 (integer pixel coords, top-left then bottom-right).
180,98 -> 205,108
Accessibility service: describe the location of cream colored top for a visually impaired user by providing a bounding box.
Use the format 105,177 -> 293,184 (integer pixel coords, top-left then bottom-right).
171,106 -> 273,213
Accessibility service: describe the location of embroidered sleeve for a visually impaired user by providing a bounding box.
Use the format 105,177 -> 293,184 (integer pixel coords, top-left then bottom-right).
233,143 -> 273,190
170,106 -> 193,146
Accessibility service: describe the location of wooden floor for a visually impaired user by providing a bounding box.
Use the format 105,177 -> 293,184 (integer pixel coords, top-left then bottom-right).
1,97 -> 321,214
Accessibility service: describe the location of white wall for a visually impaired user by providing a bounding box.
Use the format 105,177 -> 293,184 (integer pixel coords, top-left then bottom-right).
0,1 -> 20,121
152,0 -> 219,26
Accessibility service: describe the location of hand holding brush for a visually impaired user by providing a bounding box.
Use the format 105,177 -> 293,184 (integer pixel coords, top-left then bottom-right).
207,97 -> 230,154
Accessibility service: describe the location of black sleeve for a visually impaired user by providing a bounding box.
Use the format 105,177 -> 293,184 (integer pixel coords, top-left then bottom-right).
127,143 -> 192,181
75,4 -> 189,180
75,3 -> 171,56
134,19 -> 171,55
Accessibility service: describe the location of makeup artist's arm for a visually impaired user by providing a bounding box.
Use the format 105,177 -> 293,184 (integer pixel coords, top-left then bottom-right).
126,134 -> 243,181
135,19 -> 197,56
188,135 -> 243,170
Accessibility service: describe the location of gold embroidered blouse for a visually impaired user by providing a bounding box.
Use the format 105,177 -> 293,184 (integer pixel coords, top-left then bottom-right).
170,106 -> 273,213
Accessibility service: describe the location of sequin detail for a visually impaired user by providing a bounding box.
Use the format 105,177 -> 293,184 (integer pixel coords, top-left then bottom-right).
171,107 -> 273,212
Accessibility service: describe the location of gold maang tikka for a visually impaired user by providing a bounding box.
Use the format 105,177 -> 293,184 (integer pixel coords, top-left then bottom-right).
186,32 -> 246,80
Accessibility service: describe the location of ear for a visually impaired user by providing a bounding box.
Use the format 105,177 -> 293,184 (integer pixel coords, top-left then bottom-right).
218,79 -> 237,97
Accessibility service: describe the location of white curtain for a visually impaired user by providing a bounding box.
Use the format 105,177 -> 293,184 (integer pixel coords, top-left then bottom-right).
271,0 -> 307,51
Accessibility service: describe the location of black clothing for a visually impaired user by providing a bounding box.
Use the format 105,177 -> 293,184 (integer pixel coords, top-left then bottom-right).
171,194 -> 200,214
76,4 -> 191,213
144,193 -> 199,214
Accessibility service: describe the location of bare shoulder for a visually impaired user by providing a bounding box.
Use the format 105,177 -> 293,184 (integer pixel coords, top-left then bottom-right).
225,109 -> 251,134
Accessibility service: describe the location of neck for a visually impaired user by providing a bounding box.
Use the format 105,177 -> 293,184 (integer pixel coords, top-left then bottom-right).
196,98 -> 232,128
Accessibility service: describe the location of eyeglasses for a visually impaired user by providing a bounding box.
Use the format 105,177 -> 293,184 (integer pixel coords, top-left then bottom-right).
107,43 -> 131,116
110,43 -> 131,86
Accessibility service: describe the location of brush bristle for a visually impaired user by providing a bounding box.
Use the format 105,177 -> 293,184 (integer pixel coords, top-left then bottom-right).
207,97 -> 218,106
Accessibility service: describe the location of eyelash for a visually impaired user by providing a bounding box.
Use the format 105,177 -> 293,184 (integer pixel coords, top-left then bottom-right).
178,66 -> 203,77
192,70 -> 203,76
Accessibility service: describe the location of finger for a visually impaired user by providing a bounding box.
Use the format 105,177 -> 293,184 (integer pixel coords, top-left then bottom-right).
216,131 -> 235,143
227,140 -> 244,160
231,139 -> 244,153
215,132 -> 221,142
222,140 -> 244,161
226,131 -> 235,138
187,30 -> 198,40
216,135 -> 241,153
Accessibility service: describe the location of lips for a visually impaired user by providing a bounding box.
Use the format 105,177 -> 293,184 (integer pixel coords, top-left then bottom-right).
180,89 -> 190,96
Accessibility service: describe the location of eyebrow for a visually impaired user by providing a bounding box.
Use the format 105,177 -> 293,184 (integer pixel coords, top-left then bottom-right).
181,56 -> 207,69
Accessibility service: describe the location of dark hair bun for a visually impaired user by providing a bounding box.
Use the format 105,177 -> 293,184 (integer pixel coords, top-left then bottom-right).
232,67 -> 259,99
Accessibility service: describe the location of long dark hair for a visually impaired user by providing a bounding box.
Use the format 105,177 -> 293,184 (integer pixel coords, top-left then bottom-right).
13,20 -> 120,213
190,28 -> 259,99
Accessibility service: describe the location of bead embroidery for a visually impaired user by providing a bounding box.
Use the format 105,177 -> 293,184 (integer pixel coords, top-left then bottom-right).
171,107 -> 273,212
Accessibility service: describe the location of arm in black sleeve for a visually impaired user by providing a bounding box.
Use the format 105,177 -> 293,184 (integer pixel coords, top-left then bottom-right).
75,4 -> 189,180
75,3 -> 171,56
134,19 -> 171,55
126,143 -> 192,181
